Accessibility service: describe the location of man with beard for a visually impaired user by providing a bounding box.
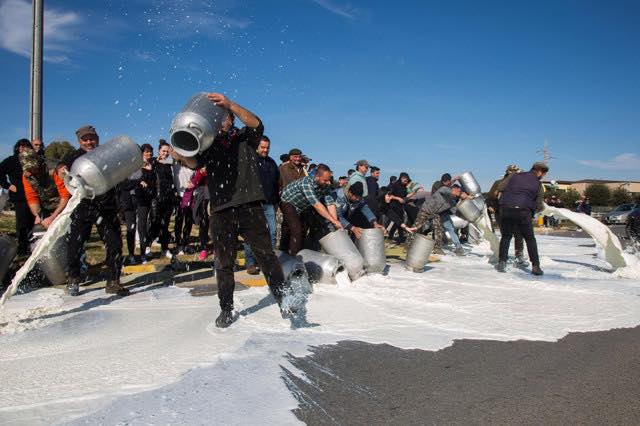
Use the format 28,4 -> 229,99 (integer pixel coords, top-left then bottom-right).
496,162 -> 548,275
171,93 -> 292,328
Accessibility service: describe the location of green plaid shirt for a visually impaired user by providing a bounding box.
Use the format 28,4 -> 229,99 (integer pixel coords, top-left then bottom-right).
281,175 -> 335,213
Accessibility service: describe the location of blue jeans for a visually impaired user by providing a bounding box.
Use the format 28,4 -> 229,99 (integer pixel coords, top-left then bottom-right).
441,213 -> 462,249
244,203 -> 277,267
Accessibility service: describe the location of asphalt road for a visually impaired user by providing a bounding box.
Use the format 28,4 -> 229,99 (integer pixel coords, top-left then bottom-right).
287,327 -> 640,425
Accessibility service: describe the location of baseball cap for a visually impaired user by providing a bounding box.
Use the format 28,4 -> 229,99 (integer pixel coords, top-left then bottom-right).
289,148 -> 302,156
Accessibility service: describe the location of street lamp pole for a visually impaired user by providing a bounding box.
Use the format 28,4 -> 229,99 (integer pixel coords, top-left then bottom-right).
29,0 -> 43,141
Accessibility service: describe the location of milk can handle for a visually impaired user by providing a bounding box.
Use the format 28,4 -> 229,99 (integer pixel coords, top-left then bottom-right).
187,122 -> 202,136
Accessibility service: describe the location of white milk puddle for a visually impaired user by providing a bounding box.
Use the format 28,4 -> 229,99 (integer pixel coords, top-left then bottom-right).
0,236 -> 639,425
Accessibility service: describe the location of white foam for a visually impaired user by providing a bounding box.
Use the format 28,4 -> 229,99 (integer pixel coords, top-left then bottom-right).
0,236 -> 639,424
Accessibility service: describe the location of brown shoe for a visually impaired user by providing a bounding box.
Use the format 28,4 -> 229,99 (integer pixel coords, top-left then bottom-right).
105,279 -> 130,296
246,264 -> 260,275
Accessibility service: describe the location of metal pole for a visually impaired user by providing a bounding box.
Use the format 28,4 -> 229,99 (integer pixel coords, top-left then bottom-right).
29,0 -> 43,141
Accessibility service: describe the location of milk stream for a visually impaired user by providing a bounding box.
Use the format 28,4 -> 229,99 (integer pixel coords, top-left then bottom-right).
475,208 -> 500,263
541,204 -> 637,270
0,191 -> 83,306
335,269 -> 351,288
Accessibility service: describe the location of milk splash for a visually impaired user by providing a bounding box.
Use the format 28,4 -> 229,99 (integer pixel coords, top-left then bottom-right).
334,269 -> 351,288
0,191 -> 82,306
542,204 -> 639,272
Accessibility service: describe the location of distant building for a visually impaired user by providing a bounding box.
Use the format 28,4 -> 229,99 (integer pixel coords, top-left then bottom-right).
542,179 -> 640,196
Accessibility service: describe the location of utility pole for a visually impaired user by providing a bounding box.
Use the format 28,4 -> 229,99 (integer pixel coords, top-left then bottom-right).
537,139 -> 554,164
29,0 -> 44,141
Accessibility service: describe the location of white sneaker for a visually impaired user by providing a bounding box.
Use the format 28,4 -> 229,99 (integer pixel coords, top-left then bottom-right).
164,250 -> 173,259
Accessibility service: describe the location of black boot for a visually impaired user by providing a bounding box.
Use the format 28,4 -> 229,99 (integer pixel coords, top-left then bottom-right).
105,279 -> 130,296
215,309 -> 234,328
496,261 -> 507,273
531,265 -> 544,276
67,276 -> 81,296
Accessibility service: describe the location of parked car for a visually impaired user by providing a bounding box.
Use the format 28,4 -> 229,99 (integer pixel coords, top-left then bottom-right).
626,207 -> 640,242
602,203 -> 639,225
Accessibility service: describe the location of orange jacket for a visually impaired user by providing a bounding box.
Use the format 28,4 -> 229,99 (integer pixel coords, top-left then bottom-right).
23,172 -> 71,205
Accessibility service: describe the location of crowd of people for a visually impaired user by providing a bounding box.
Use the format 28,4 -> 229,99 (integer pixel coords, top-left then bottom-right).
1,92 -> 565,327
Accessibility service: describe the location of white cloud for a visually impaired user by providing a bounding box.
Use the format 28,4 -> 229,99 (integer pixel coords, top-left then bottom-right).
0,0 -> 80,63
311,0 -> 362,19
578,153 -> 640,170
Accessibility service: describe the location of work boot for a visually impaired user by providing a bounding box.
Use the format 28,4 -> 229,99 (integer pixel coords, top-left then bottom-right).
454,247 -> 466,256
215,309 -> 235,328
514,252 -> 529,268
531,265 -> 544,276
496,261 -> 507,273
67,276 -> 81,296
246,264 -> 260,275
105,279 -> 130,296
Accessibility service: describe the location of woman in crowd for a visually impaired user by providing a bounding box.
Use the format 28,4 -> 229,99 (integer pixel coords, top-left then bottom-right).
180,166 -> 209,261
143,140 -> 176,259
117,165 -> 142,265
135,144 -> 155,262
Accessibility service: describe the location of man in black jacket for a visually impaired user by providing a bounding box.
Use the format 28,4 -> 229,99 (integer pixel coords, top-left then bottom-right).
0,139 -> 35,255
244,135 -> 279,275
62,125 -> 129,296
496,162 -> 548,275
172,93 -> 290,328
366,166 -> 381,219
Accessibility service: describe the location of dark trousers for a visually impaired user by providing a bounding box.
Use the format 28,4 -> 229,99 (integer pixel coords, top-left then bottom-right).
495,208 -> 524,255
123,209 -> 137,256
197,201 -> 209,248
14,200 -> 34,254
137,205 -> 150,254
211,202 -> 285,310
67,205 -> 122,280
174,205 -> 194,247
388,205 -> 406,241
280,202 -> 330,255
145,201 -> 173,251
498,207 -> 539,266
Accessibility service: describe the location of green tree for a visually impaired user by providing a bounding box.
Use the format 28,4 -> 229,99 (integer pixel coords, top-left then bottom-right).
610,187 -> 632,206
559,188 -> 580,207
44,140 -> 74,161
584,183 -> 612,207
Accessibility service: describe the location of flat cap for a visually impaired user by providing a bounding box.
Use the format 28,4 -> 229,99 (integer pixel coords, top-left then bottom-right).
75,125 -> 97,139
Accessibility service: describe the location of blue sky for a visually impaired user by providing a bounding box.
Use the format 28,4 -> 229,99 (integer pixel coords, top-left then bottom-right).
0,0 -> 638,189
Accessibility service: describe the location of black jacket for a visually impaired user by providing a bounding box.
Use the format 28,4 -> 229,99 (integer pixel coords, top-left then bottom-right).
0,154 -> 26,202
197,121 -> 265,212
117,171 -> 141,212
256,154 -> 279,205
152,160 -> 176,205
62,148 -> 117,210
366,176 -> 379,214
136,166 -> 156,207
